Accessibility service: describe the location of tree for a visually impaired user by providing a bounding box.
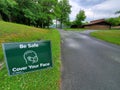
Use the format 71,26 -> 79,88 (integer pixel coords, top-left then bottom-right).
0,0 -> 17,22
0,0 -> 63,28
58,0 -> 71,29
115,10 -> 120,14
15,0 -> 39,25
106,10 -> 120,26
74,10 -> 86,26
53,0 -> 61,28
38,0 -> 57,28
106,17 -> 120,26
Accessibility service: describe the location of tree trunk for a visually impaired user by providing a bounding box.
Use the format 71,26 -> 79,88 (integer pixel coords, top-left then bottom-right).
47,17 -> 50,29
8,15 -> 12,22
42,23 -> 44,28
47,25 -> 49,28
60,20 -> 62,29
56,18 -> 57,28
0,13 -> 2,20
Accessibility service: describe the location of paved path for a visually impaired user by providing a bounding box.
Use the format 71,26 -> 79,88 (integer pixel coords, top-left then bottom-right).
60,30 -> 120,90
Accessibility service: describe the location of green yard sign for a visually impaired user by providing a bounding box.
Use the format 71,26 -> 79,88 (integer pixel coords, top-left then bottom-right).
2,41 -> 52,76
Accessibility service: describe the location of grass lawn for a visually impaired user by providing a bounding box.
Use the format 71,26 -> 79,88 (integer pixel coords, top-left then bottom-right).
90,30 -> 120,45
64,28 -> 88,31
0,21 -> 61,90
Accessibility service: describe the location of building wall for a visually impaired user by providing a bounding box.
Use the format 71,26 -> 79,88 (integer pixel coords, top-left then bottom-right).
84,25 -> 110,30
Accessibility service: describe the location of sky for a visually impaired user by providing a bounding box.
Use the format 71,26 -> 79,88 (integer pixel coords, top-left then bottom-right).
69,0 -> 120,21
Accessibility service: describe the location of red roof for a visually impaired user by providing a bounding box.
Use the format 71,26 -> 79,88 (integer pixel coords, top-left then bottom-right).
90,19 -> 105,24
84,19 -> 111,26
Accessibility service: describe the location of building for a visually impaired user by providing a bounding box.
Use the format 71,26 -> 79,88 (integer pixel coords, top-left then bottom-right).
83,19 -> 111,30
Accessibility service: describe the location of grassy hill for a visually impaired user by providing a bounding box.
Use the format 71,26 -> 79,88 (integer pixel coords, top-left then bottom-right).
0,21 -> 61,90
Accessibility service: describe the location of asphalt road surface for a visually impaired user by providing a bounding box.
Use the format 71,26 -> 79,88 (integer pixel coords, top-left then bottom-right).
60,30 -> 120,90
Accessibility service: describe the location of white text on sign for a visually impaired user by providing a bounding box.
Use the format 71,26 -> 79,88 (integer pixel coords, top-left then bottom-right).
19,43 -> 39,49
12,63 -> 50,72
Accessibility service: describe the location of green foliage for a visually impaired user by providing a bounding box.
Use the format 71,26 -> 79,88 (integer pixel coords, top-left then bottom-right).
57,0 -> 71,28
0,0 -> 71,28
0,21 -> 61,90
106,17 -> 120,26
0,0 -> 17,21
36,0 -> 57,28
115,10 -> 120,14
74,10 -> 86,26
